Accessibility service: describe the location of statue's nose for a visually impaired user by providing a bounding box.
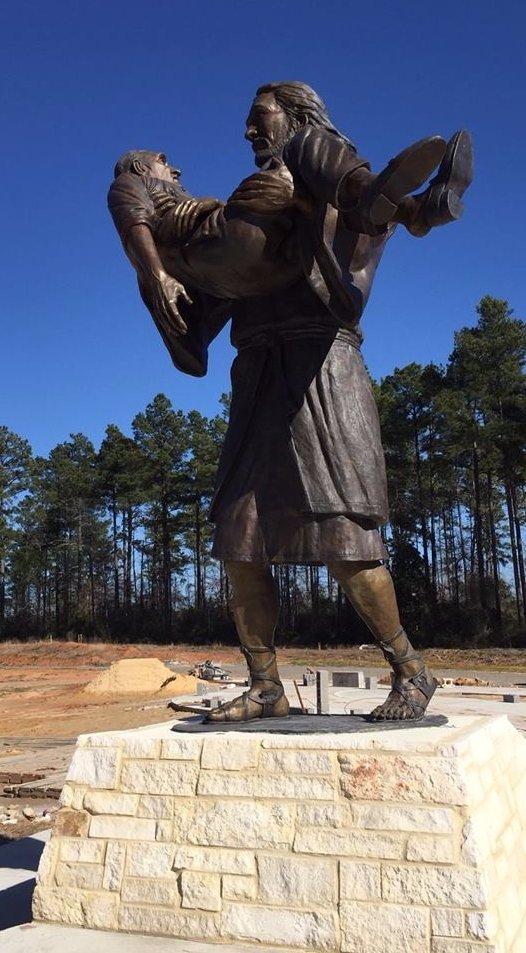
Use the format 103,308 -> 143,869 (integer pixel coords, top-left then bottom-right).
245,125 -> 257,141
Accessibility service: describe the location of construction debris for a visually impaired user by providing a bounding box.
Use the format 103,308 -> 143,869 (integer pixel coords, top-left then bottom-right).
191,660 -> 231,682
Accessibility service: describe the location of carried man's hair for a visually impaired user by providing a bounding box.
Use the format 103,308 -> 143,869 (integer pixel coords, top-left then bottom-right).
114,149 -> 160,179
256,81 -> 356,152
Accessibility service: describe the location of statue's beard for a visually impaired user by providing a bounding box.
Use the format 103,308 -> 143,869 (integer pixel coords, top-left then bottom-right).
253,127 -> 296,167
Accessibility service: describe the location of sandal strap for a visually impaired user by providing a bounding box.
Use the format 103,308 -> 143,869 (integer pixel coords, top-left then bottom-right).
377,627 -> 423,674
241,644 -> 281,686
212,683 -> 285,722
390,673 -> 437,717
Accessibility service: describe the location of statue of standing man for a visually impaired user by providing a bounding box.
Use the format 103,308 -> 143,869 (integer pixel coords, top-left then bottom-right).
109,81 -> 473,723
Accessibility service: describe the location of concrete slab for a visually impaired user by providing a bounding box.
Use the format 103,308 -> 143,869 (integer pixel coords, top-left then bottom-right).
2,924 -> 295,952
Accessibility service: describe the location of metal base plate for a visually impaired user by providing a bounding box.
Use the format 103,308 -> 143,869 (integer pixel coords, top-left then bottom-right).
171,714 -> 448,735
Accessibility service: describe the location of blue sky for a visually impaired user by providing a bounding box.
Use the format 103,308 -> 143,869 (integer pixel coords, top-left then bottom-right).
1,0 -> 524,455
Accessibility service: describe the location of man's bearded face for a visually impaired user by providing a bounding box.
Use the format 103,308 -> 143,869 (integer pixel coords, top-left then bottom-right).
144,153 -> 181,183
245,92 -> 293,167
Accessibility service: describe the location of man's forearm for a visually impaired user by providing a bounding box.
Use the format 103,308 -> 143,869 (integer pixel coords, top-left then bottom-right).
124,223 -> 165,280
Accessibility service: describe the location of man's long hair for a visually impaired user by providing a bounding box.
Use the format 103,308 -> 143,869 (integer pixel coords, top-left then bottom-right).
256,81 -> 357,153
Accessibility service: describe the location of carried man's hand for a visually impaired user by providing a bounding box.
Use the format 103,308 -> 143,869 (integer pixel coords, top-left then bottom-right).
149,270 -> 192,335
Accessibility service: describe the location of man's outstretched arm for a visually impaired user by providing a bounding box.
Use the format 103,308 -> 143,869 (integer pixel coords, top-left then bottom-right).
124,223 -> 191,335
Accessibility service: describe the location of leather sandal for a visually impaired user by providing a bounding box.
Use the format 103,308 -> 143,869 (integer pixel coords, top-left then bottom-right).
204,644 -> 290,723
378,670 -> 438,720
204,683 -> 289,723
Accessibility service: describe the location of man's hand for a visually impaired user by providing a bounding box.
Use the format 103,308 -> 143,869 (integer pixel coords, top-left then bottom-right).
153,195 -> 225,242
148,270 -> 192,335
227,169 -> 295,215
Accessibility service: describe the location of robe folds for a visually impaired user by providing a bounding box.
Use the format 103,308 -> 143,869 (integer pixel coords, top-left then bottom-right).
210,127 -> 393,562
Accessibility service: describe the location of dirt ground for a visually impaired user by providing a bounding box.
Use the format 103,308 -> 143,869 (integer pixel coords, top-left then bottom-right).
0,640 -> 525,740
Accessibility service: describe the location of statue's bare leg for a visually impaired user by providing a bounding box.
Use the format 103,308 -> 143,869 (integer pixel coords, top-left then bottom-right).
327,560 -> 437,720
205,561 -> 289,723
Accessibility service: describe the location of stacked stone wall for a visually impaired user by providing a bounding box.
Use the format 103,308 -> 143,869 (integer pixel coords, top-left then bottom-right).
33,716 -> 526,952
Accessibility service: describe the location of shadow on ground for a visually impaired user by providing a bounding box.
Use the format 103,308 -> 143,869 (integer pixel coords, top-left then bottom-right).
0,835 -> 46,931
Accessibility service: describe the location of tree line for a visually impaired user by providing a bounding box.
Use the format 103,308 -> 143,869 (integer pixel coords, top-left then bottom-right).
1,296 -> 525,647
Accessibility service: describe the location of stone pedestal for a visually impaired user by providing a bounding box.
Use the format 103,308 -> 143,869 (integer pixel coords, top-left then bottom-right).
33,715 -> 526,952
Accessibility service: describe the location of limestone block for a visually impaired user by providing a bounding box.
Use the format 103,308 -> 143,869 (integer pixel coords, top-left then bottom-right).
221,874 -> 257,901
339,753 -> 468,804
122,737 -> 161,759
119,904 -> 220,940
431,907 -> 464,937
465,911 -> 497,941
160,735 -> 203,761
89,814 -> 155,841
60,783 -> 87,810
382,863 -> 487,908
66,747 -> 119,788
180,870 -> 221,911
340,861 -> 381,901
258,854 -> 337,905
55,860 -> 103,890
155,819 -> 172,841
297,802 -> 351,828
173,845 -> 256,875
126,842 -> 175,877
83,791 -> 139,816
406,834 -> 456,863
294,826 -> 405,860
432,941 -> 497,953
222,902 -> 339,950
54,808 -> 90,838
259,749 -> 334,775
81,893 -> 119,930
349,802 -> 456,834
197,770 -> 335,801
35,840 -> 59,884
461,818 -> 485,866
137,794 -> 173,818
120,759 -> 199,795
172,799 -> 197,841
59,839 -> 105,864
201,735 -> 260,771
33,885 -> 84,926
103,842 -> 126,890
187,800 -> 295,849
121,876 -> 180,905
340,902 -> 428,953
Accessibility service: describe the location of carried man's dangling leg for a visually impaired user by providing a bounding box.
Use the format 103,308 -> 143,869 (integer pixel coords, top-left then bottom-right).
328,560 -> 437,720
205,561 -> 289,723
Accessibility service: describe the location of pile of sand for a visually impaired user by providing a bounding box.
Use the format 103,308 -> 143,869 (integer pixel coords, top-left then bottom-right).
82,658 -> 197,698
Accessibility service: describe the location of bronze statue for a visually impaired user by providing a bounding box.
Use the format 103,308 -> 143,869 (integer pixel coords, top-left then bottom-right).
109,81 -> 473,723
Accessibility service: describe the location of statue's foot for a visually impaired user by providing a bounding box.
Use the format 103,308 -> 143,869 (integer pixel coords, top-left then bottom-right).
365,135 -> 447,229
408,130 -> 474,236
204,686 -> 290,723
368,670 -> 438,721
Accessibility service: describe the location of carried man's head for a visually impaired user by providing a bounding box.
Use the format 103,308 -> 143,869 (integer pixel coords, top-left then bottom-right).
245,80 -> 353,167
114,150 -> 181,183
